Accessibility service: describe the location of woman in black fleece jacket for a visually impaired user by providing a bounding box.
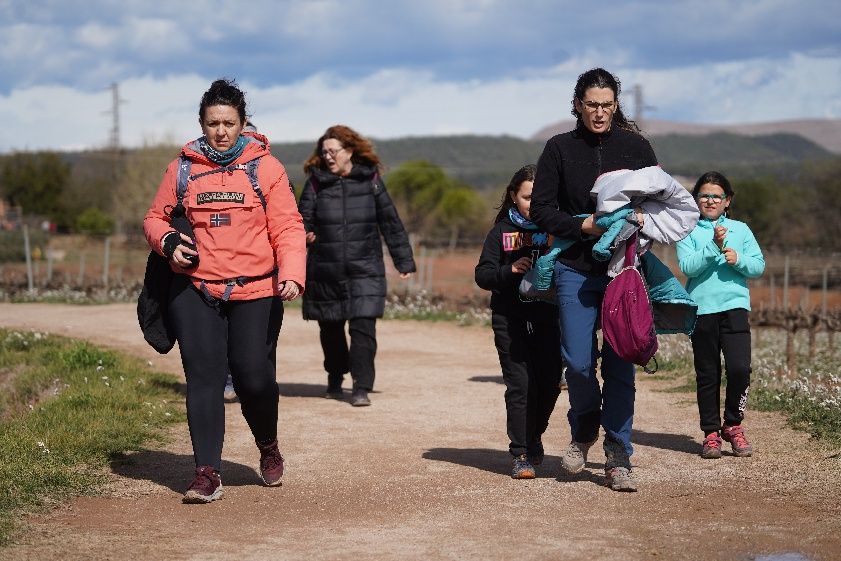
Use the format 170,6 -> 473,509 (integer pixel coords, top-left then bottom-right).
475,164 -> 562,479
529,68 -> 657,492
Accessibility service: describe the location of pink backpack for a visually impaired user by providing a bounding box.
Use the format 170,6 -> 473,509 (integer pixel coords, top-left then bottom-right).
601,232 -> 658,372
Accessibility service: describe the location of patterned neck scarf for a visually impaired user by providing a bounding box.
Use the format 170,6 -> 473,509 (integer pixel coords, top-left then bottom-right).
198,135 -> 248,165
509,208 -> 539,230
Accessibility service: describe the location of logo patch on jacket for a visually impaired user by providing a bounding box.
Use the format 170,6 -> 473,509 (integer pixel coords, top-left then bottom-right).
210,213 -> 231,227
502,231 -> 550,252
197,192 -> 245,205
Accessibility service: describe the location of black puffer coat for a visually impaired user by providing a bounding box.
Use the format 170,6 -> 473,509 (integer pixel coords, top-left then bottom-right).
298,164 -> 416,321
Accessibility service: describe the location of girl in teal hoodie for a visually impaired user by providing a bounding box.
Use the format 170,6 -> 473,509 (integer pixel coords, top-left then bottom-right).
677,171 -> 765,459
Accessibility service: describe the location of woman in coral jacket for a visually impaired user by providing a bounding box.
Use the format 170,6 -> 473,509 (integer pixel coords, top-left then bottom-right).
144,79 -> 306,504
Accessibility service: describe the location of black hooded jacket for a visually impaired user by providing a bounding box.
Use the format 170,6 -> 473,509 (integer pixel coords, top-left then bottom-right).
298,164 -> 416,321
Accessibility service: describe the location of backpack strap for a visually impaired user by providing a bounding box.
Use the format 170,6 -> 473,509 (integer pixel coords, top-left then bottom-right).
623,231 -> 638,268
245,159 -> 267,210
371,171 -> 381,194
176,156 -> 267,211
176,156 -> 192,207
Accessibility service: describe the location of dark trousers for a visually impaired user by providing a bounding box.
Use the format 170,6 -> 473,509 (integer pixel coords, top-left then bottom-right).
318,318 -> 377,391
690,308 -> 752,435
168,276 -> 283,471
492,313 -> 562,457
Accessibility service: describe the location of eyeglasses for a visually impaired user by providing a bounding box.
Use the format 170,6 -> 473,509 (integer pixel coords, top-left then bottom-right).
697,193 -> 726,202
321,147 -> 345,159
579,99 -> 616,113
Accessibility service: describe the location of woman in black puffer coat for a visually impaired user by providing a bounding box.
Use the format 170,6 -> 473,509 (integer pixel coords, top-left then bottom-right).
298,125 -> 416,406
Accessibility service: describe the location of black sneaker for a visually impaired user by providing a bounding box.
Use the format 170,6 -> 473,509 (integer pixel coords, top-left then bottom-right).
350,388 -> 371,407
511,454 -> 536,479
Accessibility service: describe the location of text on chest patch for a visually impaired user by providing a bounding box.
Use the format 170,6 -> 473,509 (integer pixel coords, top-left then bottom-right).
197,192 -> 245,205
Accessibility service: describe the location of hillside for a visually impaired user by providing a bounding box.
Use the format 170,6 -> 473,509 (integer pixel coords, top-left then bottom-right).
274,135 -> 542,191
532,118 -> 841,154
272,131 -> 833,190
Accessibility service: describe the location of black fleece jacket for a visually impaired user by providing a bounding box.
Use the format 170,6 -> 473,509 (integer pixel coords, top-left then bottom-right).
530,124 -> 657,274
474,215 -> 556,323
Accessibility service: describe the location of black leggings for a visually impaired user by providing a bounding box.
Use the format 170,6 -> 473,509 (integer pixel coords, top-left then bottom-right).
690,308 -> 752,435
492,313 -> 562,457
168,275 -> 283,470
318,318 -> 377,390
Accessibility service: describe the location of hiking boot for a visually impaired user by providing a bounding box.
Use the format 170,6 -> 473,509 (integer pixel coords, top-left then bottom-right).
223,374 -> 237,403
511,454 -> 536,479
257,439 -> 284,486
560,439 -> 596,475
605,466 -> 637,492
722,425 -> 753,457
350,388 -> 371,407
701,431 -> 723,459
527,440 -> 545,466
324,373 -> 344,399
182,466 -> 223,504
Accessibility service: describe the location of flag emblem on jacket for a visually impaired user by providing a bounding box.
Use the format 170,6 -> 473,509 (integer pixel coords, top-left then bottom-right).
210,213 -> 231,227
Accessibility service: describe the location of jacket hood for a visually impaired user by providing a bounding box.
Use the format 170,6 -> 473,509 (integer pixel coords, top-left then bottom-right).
310,163 -> 377,186
181,132 -> 271,165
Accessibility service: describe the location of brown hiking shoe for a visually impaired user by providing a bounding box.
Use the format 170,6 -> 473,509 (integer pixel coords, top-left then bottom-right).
722,425 -> 753,457
605,466 -> 637,492
183,466 -> 223,504
257,439 -> 284,486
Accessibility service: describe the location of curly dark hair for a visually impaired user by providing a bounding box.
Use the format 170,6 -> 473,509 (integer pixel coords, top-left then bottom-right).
571,68 -> 640,134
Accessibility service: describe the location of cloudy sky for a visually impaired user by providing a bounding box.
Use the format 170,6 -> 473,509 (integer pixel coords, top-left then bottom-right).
3,0 -> 840,152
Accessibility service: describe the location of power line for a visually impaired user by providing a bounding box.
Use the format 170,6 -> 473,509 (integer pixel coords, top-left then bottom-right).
105,82 -> 127,150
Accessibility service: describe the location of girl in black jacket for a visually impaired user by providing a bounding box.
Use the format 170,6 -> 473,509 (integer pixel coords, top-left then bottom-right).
475,164 -> 562,479
298,125 -> 416,407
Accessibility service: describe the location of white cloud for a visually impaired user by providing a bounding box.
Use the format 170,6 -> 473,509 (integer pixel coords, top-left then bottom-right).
75,22 -> 119,49
125,17 -> 188,54
2,53 -> 840,153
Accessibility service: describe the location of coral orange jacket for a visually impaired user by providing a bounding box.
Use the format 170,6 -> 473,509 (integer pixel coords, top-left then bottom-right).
143,133 -> 306,300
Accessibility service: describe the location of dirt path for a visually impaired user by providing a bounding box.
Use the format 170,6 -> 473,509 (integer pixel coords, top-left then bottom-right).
1,303 -> 839,561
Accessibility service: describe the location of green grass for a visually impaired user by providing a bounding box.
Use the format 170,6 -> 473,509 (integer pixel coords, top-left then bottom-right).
0,329 -> 184,545
650,330 -> 841,447
752,387 -> 841,447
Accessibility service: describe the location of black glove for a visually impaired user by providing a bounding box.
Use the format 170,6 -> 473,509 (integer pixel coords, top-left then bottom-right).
161,231 -> 180,259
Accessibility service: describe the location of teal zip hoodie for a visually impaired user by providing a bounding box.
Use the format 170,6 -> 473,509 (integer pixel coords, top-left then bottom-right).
676,215 -> 765,315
